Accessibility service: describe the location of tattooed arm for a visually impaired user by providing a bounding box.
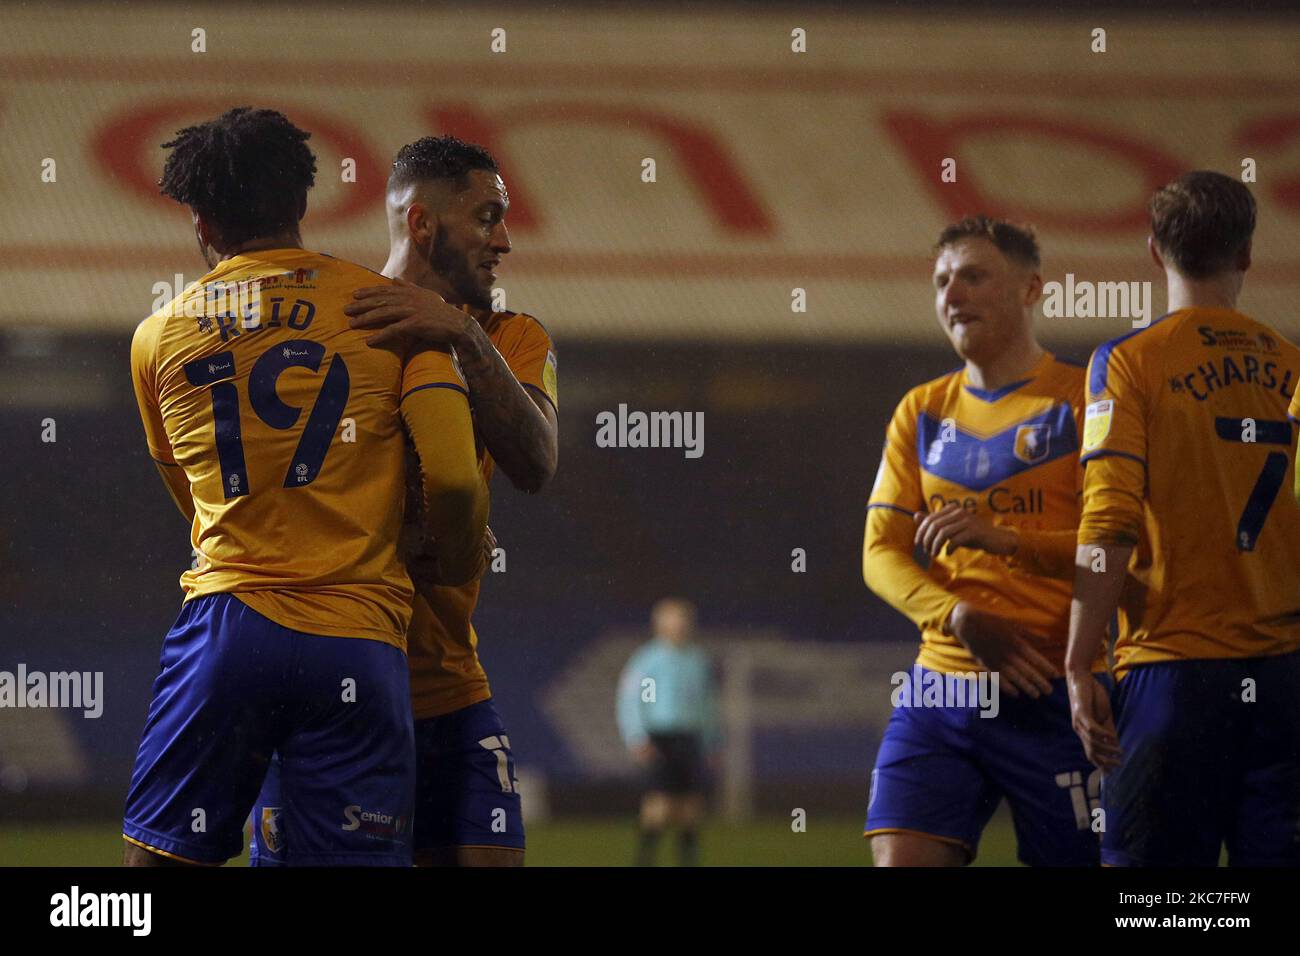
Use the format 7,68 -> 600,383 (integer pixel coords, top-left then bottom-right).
454,318 -> 558,494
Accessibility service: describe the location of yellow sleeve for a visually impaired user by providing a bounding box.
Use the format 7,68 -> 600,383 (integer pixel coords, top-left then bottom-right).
862,392 -> 958,632
130,316 -> 175,465
400,342 -> 469,401
1290,391 -> 1300,504
1079,455 -> 1145,547
866,390 -> 925,514
1079,339 -> 1148,546
400,387 -> 488,587
863,505 -> 960,634
154,461 -> 195,524
501,314 -> 558,412
400,347 -> 487,586
1006,528 -> 1078,579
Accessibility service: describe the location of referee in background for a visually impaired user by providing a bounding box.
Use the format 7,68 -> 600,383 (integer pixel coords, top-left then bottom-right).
616,598 -> 721,866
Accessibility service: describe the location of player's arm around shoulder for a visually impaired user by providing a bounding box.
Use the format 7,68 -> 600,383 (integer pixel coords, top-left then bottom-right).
348,284 -> 558,493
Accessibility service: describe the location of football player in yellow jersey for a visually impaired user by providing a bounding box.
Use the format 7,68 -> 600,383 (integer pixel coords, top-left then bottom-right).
122,109 -> 489,867
1067,172 -> 1300,867
863,216 -> 1108,867
252,137 -> 557,867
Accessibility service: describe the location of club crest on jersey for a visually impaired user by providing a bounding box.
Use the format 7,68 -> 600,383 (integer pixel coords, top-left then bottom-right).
260,807 -> 284,854
1013,423 -> 1051,464
1083,400 -> 1113,452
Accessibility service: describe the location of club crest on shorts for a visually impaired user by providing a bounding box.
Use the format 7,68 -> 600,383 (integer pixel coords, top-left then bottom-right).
260,806 -> 284,854
1013,423 -> 1051,464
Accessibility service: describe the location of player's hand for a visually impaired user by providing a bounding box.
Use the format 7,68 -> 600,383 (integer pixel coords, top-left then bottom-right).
1066,669 -> 1122,772
632,741 -> 658,765
914,503 -> 1018,558
946,601 -> 1056,699
345,278 -> 475,351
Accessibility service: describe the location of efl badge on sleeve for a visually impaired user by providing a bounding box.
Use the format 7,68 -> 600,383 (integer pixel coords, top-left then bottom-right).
542,350 -> 559,407
1083,400 -> 1113,452
260,807 -> 284,855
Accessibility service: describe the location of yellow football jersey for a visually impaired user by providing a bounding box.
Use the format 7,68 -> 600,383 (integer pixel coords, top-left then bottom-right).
867,352 -> 1088,674
1290,378 -> 1300,502
130,248 -> 467,649
1079,307 -> 1300,678
407,310 -> 557,719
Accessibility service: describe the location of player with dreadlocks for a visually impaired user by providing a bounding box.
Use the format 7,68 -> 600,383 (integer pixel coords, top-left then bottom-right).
252,135 -> 558,867
122,108 -> 490,866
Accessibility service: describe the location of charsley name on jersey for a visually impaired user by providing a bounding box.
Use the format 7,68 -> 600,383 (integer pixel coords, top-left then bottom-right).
1170,326 -> 1295,402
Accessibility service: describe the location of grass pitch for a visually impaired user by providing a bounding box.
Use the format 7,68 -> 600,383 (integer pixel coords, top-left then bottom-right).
0,811 -> 1022,867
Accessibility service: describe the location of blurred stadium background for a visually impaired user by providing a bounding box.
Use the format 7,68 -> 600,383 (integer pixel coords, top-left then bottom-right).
2,0 -> 1299,865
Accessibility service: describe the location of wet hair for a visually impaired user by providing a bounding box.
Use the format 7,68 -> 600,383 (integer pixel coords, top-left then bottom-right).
388,135 -> 499,193
158,107 -> 316,246
934,215 -> 1041,269
1149,171 -> 1255,279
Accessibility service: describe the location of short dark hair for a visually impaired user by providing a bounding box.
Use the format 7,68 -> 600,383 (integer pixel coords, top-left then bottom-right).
158,107 -> 316,246
388,136 -> 499,193
1149,171 -> 1255,279
934,215 -> 1040,269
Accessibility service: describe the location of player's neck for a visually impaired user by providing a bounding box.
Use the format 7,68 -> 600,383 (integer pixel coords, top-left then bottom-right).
1164,271 -> 1241,314
964,339 -> 1045,392
383,250 -> 461,306
219,232 -> 302,262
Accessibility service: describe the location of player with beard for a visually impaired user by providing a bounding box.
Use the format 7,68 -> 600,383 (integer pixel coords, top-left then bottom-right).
124,110 -> 487,867
252,137 -> 557,867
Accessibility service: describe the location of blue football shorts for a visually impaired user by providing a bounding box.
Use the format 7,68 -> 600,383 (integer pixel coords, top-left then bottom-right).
1101,650 -> 1300,867
865,663 -> 1105,866
123,593 -> 414,866
251,697 -> 524,865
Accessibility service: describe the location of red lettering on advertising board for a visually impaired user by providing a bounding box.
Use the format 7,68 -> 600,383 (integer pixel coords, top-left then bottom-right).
429,102 -> 774,235
91,100 -> 383,227
883,111 -> 1185,233
1237,115 -> 1300,212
